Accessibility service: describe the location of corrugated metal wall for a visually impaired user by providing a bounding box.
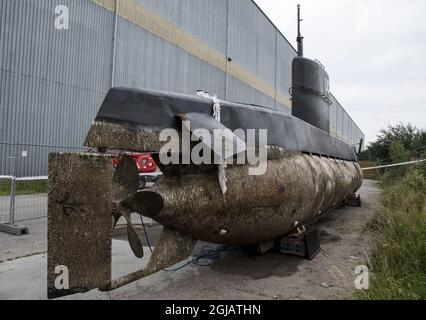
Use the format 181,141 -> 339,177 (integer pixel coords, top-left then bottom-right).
0,0 -> 113,175
329,94 -> 364,147
0,0 -> 364,176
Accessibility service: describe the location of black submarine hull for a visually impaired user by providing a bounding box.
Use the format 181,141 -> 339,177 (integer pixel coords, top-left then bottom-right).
85,87 -> 357,162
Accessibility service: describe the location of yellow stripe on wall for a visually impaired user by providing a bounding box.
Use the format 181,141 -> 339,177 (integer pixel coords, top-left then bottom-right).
90,0 -> 292,109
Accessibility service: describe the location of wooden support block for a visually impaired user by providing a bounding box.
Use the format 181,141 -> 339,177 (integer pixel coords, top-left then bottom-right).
47,153 -> 112,299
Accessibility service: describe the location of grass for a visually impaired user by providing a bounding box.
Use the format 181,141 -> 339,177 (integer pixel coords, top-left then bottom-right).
0,179 -> 48,196
356,170 -> 426,300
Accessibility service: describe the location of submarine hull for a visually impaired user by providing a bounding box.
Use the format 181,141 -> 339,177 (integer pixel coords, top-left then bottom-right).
83,87 -> 363,245
47,85 -> 364,294
139,154 -> 363,245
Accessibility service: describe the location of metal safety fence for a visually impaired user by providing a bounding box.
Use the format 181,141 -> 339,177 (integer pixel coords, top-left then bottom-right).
0,142 -> 158,235
0,142 -> 87,233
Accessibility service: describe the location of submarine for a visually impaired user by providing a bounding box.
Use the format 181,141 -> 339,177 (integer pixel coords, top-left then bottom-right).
47,5 -> 363,297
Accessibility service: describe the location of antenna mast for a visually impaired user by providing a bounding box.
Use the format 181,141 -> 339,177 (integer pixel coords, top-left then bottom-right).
297,4 -> 304,57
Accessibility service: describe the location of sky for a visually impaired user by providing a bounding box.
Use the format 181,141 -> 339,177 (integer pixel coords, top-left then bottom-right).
255,0 -> 426,146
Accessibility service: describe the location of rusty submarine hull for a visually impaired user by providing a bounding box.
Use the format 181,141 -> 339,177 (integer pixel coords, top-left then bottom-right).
135,154 -> 362,246
46,14 -> 363,296
47,71 -> 364,298
80,78 -> 363,247
46,80 -> 363,298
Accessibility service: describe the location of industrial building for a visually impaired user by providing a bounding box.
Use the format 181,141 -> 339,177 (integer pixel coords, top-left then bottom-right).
0,0 -> 364,176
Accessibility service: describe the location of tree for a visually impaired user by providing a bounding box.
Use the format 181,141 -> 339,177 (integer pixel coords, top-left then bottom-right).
389,142 -> 410,164
361,123 -> 426,162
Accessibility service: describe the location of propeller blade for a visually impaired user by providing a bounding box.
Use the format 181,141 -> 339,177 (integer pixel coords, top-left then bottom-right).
112,155 -> 145,258
112,155 -> 139,202
123,212 -> 144,259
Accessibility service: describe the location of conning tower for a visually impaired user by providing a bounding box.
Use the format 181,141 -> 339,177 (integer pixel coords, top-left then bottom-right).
291,4 -> 331,133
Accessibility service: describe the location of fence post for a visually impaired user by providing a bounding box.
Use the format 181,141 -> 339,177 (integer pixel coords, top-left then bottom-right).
0,144 -> 29,235
9,176 -> 16,225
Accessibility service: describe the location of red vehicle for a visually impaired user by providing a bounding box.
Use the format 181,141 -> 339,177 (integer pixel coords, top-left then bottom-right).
112,153 -> 161,188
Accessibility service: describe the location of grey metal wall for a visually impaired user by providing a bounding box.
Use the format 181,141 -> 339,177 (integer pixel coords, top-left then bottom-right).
0,0 -> 364,176
329,94 -> 364,148
114,0 -> 293,112
0,0 -> 114,175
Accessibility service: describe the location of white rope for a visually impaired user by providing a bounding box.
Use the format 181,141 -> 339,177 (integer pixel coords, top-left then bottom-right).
212,96 -> 221,122
362,159 -> 425,171
196,91 -> 221,120
196,91 -> 227,194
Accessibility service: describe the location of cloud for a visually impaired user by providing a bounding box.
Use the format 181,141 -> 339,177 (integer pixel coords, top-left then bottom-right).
255,0 -> 426,145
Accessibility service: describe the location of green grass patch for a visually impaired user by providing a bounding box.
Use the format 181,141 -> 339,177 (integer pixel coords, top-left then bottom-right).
0,179 -> 48,196
356,170 -> 426,300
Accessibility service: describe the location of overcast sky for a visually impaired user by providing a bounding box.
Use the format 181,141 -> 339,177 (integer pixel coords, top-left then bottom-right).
255,0 -> 426,145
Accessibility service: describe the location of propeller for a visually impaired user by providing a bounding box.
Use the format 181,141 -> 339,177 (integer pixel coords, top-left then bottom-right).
112,155 -> 144,259
121,191 -> 164,219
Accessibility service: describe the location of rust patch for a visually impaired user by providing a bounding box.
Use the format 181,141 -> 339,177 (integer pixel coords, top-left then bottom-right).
84,121 -> 166,153
146,227 -> 196,273
47,153 -> 113,299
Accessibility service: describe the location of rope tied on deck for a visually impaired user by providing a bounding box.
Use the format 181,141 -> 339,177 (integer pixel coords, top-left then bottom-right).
196,91 -> 228,194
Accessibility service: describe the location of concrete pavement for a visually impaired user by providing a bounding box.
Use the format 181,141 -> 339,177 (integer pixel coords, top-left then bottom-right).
0,194 -> 47,224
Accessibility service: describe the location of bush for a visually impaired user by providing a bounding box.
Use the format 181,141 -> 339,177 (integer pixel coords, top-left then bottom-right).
389,141 -> 410,164
418,152 -> 426,179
